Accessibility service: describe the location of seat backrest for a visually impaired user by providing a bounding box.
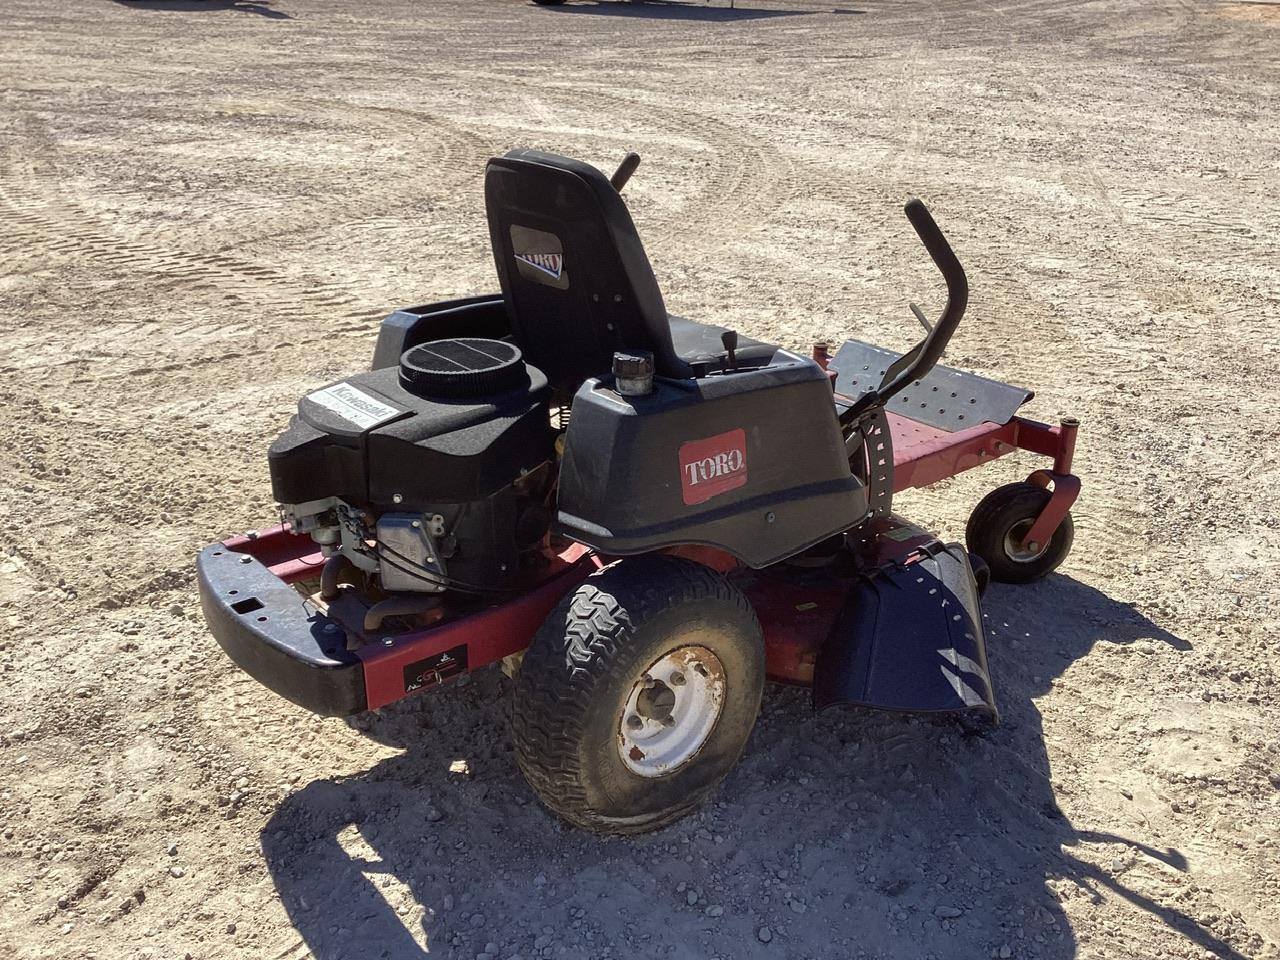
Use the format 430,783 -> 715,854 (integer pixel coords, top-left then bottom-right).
485,150 -> 688,392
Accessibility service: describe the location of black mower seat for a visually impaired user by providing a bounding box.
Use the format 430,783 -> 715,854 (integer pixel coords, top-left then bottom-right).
485,149 -> 779,390
667,315 -> 779,368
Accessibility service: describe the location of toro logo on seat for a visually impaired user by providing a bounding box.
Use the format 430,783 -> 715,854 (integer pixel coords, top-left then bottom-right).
679,429 -> 748,506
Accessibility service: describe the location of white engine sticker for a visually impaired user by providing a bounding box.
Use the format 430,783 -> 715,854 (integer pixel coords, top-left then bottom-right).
307,382 -> 402,429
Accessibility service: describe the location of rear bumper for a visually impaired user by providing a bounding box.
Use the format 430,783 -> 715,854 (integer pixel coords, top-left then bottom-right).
198,527 -> 602,716
197,543 -> 367,717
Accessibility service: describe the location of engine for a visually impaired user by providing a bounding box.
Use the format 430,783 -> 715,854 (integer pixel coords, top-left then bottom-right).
267,338 -> 555,595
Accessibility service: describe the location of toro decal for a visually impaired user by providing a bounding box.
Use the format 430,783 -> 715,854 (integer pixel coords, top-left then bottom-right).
514,251 -> 564,281
510,225 -> 569,290
679,429 -> 748,506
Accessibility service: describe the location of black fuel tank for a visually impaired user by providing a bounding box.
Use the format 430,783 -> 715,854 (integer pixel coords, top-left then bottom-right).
556,352 -> 867,567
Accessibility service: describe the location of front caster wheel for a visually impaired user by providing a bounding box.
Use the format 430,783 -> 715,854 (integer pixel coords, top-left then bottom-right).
966,481 -> 1074,584
512,556 -> 764,834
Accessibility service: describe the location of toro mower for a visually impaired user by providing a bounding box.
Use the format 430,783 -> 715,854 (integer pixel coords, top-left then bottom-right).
197,150 -> 1080,833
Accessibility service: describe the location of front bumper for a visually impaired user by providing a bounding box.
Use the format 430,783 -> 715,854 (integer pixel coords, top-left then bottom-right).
197,542 -> 366,717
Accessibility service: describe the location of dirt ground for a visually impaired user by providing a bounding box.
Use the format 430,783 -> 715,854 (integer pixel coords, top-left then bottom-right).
2,0 -> 1278,958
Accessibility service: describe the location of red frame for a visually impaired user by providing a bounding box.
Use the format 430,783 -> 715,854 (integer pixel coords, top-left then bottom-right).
356,545 -> 602,709
889,410 -> 1080,552
217,409 -> 1079,707
221,531 -> 603,710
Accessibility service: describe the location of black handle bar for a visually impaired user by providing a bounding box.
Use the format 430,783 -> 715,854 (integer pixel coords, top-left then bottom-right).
611,152 -> 641,191
844,199 -> 968,421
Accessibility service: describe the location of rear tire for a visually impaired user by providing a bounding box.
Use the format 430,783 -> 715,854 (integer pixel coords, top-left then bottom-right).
966,481 -> 1074,584
512,556 -> 764,834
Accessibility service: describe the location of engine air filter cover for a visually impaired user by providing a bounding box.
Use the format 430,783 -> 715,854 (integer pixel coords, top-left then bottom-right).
399,338 -> 527,399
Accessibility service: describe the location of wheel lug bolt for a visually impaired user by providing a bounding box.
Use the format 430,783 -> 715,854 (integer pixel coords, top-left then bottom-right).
626,715 -> 643,730
669,671 -> 685,686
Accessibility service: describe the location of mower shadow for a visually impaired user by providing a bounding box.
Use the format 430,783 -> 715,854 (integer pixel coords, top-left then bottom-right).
536,1 -> 811,22
262,574 -> 1242,960
111,0 -> 292,19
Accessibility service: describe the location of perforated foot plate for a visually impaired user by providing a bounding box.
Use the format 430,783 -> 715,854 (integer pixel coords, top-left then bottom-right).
830,340 -> 1032,433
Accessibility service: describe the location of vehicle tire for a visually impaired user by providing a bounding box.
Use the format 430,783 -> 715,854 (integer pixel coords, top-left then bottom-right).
965,481 -> 1074,584
512,556 -> 764,834
968,552 -> 991,596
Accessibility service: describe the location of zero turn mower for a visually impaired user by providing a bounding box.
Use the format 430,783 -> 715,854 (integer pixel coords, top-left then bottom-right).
197,150 -> 1080,833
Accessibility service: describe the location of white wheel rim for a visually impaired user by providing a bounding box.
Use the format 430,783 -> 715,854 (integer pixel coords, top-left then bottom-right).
618,644 -> 726,778
1003,518 -> 1048,563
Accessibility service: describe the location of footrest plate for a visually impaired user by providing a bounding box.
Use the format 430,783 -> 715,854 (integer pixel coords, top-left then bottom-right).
830,339 -> 1032,433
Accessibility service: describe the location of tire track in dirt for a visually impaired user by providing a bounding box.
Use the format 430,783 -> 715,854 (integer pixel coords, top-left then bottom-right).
623,93 -> 801,263
1016,66 -> 1274,337
470,71 -> 801,265
872,7 -> 935,179
195,97 -> 494,252
0,100 -> 503,384
0,150 -> 364,324
0,103 -> 472,328
0,180 -> 392,386
960,0 -> 1266,338
0,157 -> 344,377
946,1 -> 1280,723
0,94 -> 491,259
1,78 -> 793,324
0,102 -> 495,379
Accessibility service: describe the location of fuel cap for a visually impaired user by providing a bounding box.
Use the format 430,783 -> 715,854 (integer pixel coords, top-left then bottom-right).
613,350 -> 655,396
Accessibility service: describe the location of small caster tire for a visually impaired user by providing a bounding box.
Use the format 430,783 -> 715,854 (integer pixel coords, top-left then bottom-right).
968,552 -> 991,596
966,481 -> 1073,584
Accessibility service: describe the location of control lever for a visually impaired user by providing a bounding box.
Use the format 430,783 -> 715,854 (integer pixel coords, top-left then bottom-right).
842,199 -> 968,423
610,152 -> 641,192
909,302 -> 932,333
721,329 -> 739,370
